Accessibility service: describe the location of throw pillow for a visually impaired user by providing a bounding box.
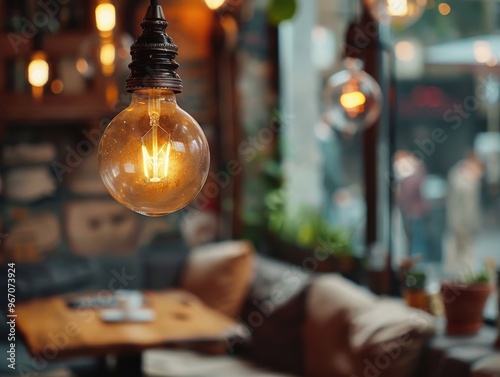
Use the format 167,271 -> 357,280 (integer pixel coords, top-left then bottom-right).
180,240 -> 255,319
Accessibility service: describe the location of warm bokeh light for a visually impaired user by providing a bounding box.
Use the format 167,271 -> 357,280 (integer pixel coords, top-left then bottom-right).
340,91 -> 366,110
388,0 -> 409,16
100,43 -> 116,76
51,79 -> 64,94
395,40 -> 416,62
487,57 -> 498,67
365,0 -> 427,28
205,0 -> 225,10
95,3 -> 116,33
474,41 -> 492,64
76,58 -> 89,75
98,89 -> 210,217
105,82 -> 118,105
438,2 -> 451,15
28,54 -> 49,87
100,43 -> 116,66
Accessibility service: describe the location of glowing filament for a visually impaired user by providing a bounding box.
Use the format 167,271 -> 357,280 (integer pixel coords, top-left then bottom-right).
142,136 -> 171,183
340,91 -> 366,110
142,90 -> 172,183
387,0 -> 408,16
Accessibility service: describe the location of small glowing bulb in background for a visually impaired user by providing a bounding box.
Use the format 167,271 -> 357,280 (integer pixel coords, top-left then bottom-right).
98,89 -> 210,217
28,52 -> 49,87
365,0 -> 428,28
205,0 -> 225,10
95,3 -> 116,34
323,58 -> 382,135
100,42 -> 116,76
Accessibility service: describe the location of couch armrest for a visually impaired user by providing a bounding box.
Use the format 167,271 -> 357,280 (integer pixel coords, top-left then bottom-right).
303,275 -> 435,377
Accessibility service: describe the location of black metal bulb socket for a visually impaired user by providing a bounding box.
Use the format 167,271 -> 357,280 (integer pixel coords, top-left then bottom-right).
125,5 -> 183,93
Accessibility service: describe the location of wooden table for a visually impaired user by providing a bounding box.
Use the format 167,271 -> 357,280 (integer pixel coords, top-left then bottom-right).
16,290 -> 243,375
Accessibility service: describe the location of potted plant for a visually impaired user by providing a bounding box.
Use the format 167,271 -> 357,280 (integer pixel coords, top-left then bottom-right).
440,269 -> 492,335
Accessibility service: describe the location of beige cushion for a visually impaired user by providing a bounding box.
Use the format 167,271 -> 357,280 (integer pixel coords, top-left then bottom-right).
180,240 -> 255,319
303,275 -> 436,377
473,355 -> 500,377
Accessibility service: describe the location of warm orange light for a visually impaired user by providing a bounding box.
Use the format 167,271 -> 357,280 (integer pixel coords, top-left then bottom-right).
28,53 -> 49,87
388,0 -> 409,16
96,3 -> 116,33
438,3 -> 451,15
474,41 -> 492,64
76,58 -> 89,75
205,0 -> 225,10
340,91 -> 367,110
51,79 -> 64,94
98,89 -> 210,217
100,42 -> 116,75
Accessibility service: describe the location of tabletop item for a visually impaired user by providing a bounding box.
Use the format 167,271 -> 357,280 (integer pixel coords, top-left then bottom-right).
16,290 -> 243,359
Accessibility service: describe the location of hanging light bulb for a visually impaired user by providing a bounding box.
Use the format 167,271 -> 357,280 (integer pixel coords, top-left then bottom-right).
364,0 -> 427,28
98,1 -> 210,217
323,58 -> 382,135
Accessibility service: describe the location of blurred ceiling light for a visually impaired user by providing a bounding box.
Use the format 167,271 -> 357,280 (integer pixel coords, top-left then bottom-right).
395,40 -> 416,62
205,0 -> 225,10
95,3 -> 116,33
28,52 -> 49,87
365,0 -> 427,28
474,41 -> 492,64
388,0 -> 409,16
438,3 -> 451,15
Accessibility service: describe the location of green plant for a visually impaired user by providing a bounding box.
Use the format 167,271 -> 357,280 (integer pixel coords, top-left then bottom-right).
265,189 -> 353,257
462,269 -> 491,285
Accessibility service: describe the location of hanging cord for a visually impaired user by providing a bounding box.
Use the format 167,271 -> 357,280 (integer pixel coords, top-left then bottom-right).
150,0 -> 158,6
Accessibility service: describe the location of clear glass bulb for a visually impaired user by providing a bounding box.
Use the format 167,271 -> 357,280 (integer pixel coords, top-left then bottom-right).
364,0 -> 427,28
98,89 -> 210,217
323,58 -> 382,135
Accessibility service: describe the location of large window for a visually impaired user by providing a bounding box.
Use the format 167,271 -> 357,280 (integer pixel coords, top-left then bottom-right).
279,0 -> 500,283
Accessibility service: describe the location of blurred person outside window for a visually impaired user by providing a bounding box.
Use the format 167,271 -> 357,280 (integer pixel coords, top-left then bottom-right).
444,152 -> 484,274
394,151 -> 430,262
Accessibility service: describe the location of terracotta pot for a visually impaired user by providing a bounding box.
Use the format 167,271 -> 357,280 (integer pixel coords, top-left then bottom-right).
440,281 -> 492,335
